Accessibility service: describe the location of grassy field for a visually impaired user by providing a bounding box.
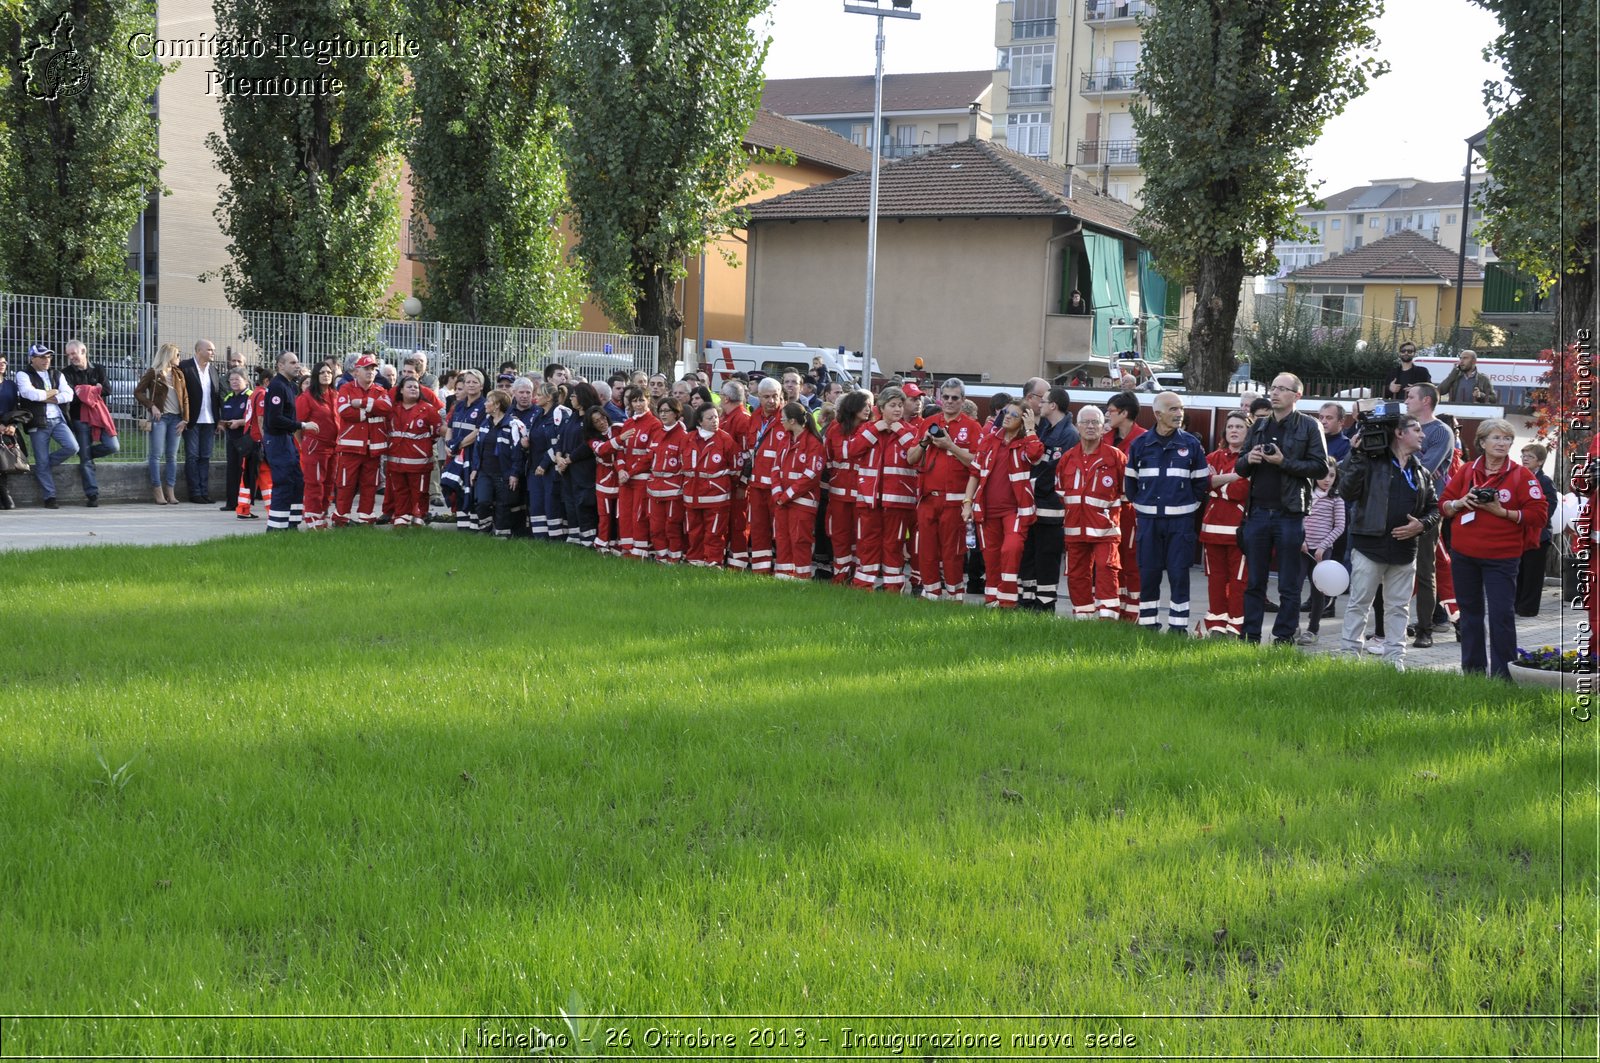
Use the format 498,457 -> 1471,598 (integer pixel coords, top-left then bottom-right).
0,532 -> 1592,1059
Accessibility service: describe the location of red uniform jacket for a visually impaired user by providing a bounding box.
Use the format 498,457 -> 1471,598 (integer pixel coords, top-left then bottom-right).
296,391 -> 338,446
916,414 -> 982,503
854,419 -> 920,509
335,382 -> 394,454
685,427 -> 738,507
1056,441 -> 1127,540
721,402 -> 755,482
623,411 -> 663,482
648,420 -> 689,498
749,407 -> 790,490
1440,455 -> 1548,558
592,425 -> 625,496
775,430 -> 826,508
825,421 -> 866,500
246,386 -> 267,443
388,401 -> 442,470
1199,447 -> 1248,544
972,433 -> 1045,523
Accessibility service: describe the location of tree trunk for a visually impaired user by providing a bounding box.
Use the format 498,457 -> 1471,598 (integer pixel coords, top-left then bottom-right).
1557,224 -> 1597,351
635,265 -> 680,374
1185,248 -> 1247,392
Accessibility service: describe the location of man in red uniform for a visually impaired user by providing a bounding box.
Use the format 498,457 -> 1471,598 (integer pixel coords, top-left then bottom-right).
745,378 -> 788,575
333,353 -> 394,525
909,378 -> 980,600
1058,405 -> 1127,619
1106,391 -> 1145,621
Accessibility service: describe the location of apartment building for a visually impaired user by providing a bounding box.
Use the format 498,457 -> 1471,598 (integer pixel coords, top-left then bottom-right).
991,0 -> 1148,206
758,71 -> 993,158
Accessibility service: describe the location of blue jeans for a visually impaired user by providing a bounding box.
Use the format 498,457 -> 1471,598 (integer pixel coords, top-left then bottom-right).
149,413 -> 182,487
1242,508 -> 1306,642
184,421 -> 217,498
72,421 -> 120,498
28,419 -> 79,499
1451,551 -> 1519,679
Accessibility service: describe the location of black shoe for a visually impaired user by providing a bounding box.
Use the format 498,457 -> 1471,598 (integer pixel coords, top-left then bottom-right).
1271,636 -> 1295,647
0,492 -> 12,510
219,503 -> 232,511
376,515 -> 393,526
42,497 -> 59,509
1413,632 -> 1434,648
85,496 -> 98,508
1263,599 -> 1279,613
1405,624 -> 1417,638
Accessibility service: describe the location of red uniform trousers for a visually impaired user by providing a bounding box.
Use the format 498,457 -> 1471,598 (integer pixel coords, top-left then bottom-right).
746,486 -> 777,574
388,468 -> 430,526
300,441 -> 336,529
854,506 -> 913,590
381,457 -> 396,519
1116,507 -> 1142,621
1066,539 -> 1123,619
916,497 -> 966,600
1433,538 -> 1459,622
618,480 -> 649,557
596,491 -> 620,554
1201,542 -> 1246,634
725,485 -> 750,569
686,504 -> 731,566
774,503 -> 818,579
981,509 -> 1029,608
826,497 -> 856,583
333,452 -> 381,525
648,495 -> 686,562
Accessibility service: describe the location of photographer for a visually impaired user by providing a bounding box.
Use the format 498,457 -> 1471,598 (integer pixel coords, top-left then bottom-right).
1439,418 -> 1547,679
907,379 -> 980,601
1237,373 -> 1330,645
1336,412 -> 1439,670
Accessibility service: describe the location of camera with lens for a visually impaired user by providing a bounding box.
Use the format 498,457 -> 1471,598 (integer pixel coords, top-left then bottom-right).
922,422 -> 945,445
1469,487 -> 1497,504
1354,400 -> 1405,457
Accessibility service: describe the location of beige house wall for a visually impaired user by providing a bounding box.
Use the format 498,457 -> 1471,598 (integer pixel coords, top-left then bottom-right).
747,216 -> 1101,384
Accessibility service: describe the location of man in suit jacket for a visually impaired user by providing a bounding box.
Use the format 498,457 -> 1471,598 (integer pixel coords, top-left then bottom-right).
179,339 -> 224,502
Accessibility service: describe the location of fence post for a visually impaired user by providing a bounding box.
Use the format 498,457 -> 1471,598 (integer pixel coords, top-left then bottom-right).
299,313 -> 310,360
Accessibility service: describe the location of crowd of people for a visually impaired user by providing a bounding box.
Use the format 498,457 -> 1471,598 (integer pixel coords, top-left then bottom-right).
2,339 -> 1588,679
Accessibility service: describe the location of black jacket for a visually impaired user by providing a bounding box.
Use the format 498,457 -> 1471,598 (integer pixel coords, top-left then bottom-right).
178,358 -> 224,423
61,362 -> 109,422
1336,449 -> 1440,538
1237,410 -> 1329,516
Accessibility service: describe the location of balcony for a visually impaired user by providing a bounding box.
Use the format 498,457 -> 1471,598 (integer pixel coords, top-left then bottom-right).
1006,84 -> 1053,106
1080,65 -> 1138,96
878,141 -> 941,159
1010,17 -> 1056,39
1084,0 -> 1151,24
1076,139 -> 1139,167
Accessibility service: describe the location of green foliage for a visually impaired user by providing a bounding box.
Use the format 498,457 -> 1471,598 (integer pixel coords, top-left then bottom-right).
404,0 -> 581,328
1242,296 -> 1398,388
206,0 -> 408,316
0,1 -> 164,299
1469,311 -> 1554,360
1470,0 -> 1598,338
559,0 -> 772,363
1132,0 -> 1387,390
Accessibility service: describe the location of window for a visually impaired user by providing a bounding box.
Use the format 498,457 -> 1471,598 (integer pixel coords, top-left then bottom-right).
1396,297 -> 1418,329
1306,285 -> 1363,328
1352,213 -> 1363,225
1330,218 -> 1342,231
1109,182 -> 1131,204
1369,217 -> 1381,229
894,124 -> 916,147
1353,236 -> 1363,248
1446,213 -> 1457,224
937,122 -> 959,144
849,123 -> 870,148
1006,43 -> 1054,89
1006,112 -> 1051,158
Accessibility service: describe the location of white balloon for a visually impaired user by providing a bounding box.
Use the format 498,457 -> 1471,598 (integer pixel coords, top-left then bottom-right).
1553,493 -> 1584,533
1311,559 -> 1350,597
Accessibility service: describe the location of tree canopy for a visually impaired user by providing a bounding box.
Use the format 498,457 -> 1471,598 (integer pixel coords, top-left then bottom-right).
559,0 -> 771,366
1132,0 -> 1386,390
0,1 -> 164,299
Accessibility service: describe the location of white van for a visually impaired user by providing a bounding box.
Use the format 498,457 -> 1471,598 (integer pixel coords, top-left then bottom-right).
697,341 -> 881,389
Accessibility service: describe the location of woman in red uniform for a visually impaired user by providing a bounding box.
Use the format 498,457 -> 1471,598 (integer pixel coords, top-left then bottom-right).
684,404 -> 738,567
824,390 -> 871,584
1197,410 -> 1250,636
646,397 -> 689,563
296,362 -> 339,530
853,387 -> 920,592
618,386 -> 662,559
387,378 -> 443,526
590,414 -> 627,555
961,400 -> 1043,608
773,402 -> 827,580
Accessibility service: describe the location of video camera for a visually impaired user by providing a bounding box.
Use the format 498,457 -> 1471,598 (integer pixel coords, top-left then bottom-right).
1353,399 -> 1405,457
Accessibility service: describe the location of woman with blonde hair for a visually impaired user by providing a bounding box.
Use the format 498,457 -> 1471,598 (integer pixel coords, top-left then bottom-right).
133,342 -> 189,504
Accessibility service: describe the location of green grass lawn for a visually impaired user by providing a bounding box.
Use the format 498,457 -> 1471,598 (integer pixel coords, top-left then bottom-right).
1,532 -> 1592,1058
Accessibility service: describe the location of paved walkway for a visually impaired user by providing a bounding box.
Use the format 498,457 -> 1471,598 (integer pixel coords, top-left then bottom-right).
0,502 -> 1581,673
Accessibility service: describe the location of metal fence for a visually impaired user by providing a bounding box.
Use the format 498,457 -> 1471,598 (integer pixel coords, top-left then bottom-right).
1,292 -> 658,462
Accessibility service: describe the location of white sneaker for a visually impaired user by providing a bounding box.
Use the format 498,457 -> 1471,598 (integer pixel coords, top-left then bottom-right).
1391,660 -> 1406,673
1365,638 -> 1387,655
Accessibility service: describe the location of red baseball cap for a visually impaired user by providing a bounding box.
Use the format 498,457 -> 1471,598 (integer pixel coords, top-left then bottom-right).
353,354 -> 379,369
902,382 -> 923,399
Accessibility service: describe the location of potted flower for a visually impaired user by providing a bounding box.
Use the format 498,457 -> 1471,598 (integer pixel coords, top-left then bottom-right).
1509,645 -> 1596,691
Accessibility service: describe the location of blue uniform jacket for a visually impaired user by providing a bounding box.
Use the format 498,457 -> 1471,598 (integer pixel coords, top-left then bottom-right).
1032,414 -> 1082,523
469,414 -> 529,479
263,375 -> 300,437
1124,428 -> 1210,517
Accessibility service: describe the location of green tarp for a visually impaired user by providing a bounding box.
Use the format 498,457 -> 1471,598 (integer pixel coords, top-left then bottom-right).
1085,232 -> 1130,357
1138,248 -> 1168,359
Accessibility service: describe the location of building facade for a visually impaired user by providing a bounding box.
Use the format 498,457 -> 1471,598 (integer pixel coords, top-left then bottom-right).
1281,231 -> 1485,344
759,71 -> 993,159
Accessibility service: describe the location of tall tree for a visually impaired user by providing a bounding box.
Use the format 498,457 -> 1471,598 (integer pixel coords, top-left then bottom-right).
1132,0 -> 1386,390
559,0 -> 770,367
1471,0 -> 1597,348
207,0 -> 408,315
405,0 -> 581,327
0,0 -> 163,299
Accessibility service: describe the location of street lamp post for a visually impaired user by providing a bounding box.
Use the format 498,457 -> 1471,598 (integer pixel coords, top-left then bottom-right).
843,0 -> 919,389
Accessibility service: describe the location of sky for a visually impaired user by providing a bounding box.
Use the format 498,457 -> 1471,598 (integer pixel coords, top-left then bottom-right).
757,0 -> 1507,195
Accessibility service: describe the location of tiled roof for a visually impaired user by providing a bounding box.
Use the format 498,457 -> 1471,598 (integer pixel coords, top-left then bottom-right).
744,139 -> 1140,238
761,71 -> 994,117
1314,178 -> 1468,213
743,110 -> 873,174
1285,230 -> 1485,283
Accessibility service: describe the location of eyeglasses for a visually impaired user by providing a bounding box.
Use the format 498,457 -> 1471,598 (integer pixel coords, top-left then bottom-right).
1400,349 -> 1416,356
1268,385 -> 1300,394
941,394 -> 961,401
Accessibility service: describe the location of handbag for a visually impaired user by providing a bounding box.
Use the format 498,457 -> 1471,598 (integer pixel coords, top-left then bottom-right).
0,438 -> 28,473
